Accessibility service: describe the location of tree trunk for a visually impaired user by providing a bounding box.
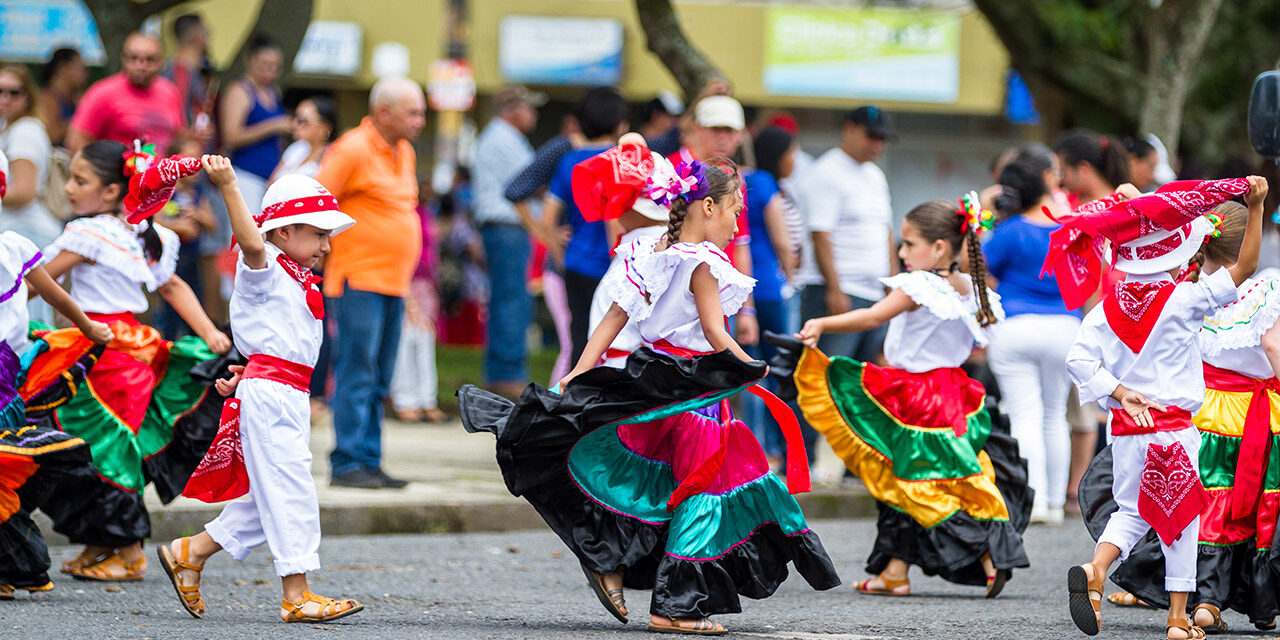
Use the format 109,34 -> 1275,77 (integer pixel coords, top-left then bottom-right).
632,0 -> 723,103
1137,0 -> 1226,158
222,0 -> 315,83
83,0 -> 189,72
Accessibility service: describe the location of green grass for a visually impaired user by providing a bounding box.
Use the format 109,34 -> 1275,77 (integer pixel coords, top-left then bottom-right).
436,345 -> 559,413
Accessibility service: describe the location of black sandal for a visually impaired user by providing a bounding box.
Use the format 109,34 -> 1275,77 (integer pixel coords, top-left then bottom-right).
581,564 -> 627,624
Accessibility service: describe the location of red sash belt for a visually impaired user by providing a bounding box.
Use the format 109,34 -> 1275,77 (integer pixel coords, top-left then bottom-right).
598,347 -> 633,366
1203,363 -> 1280,519
1110,406 -> 1193,436
649,339 -> 811,510
243,353 -> 314,393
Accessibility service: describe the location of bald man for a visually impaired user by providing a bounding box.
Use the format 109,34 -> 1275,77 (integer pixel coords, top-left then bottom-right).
316,76 -> 426,489
67,32 -> 186,153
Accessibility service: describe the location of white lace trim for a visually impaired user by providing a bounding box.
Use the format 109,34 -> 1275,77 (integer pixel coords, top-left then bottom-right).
629,241 -> 755,319
0,231 -> 40,298
602,236 -> 660,319
47,216 -> 158,290
1200,277 -> 1280,356
881,271 -> 1003,346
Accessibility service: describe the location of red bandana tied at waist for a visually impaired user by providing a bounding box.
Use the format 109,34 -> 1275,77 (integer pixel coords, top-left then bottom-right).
1202,363 -> 1280,519
182,354 -> 315,503
1109,406 -> 1193,437
650,339 -> 810,509
276,253 -> 325,320
1102,280 -> 1175,353
1138,441 -> 1209,546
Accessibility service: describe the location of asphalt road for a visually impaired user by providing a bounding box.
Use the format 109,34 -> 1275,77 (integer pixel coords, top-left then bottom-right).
3,518 -> 1274,639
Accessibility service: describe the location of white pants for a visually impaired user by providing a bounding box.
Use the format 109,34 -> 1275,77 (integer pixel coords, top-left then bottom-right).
205,379 -> 321,577
1098,427 -> 1201,593
390,320 -> 439,411
988,313 -> 1080,510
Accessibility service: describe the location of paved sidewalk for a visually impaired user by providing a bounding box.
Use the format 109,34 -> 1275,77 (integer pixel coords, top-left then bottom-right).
40,411 -> 876,541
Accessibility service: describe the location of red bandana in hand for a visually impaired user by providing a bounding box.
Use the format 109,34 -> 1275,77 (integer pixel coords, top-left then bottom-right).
1138,441 -> 1209,546
276,254 -> 324,319
1102,280 -> 1175,353
182,398 -> 249,503
124,155 -> 204,223
572,141 -> 655,222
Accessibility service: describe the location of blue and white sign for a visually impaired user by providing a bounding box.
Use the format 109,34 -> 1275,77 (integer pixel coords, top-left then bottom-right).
499,16 -> 622,86
0,0 -> 105,65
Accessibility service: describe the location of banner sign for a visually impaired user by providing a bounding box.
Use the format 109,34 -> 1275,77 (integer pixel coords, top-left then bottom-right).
428,59 -> 475,112
0,0 -> 105,65
763,6 -> 961,103
294,21 -> 362,76
499,16 -> 623,86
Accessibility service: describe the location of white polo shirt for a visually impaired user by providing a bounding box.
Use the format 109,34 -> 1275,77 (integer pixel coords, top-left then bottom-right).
798,148 -> 892,301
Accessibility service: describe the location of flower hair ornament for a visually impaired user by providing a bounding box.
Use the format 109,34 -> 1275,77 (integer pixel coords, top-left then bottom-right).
1204,211 -> 1224,240
122,139 -> 156,178
647,160 -> 709,208
956,191 -> 993,236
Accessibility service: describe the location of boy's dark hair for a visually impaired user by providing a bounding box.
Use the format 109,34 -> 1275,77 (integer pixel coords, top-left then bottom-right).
173,14 -> 204,44
575,87 -> 629,140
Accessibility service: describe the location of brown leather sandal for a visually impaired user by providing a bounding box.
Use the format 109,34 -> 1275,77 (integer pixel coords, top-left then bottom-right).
0,582 -> 52,600
60,549 -> 110,575
855,573 -> 910,596
1107,591 -> 1154,607
157,539 -> 206,618
986,569 -> 1010,599
1067,563 -> 1103,635
1191,603 -> 1227,634
70,553 -> 146,582
1166,617 -> 1206,640
280,591 -> 364,623
647,617 -> 728,635
581,564 -> 627,623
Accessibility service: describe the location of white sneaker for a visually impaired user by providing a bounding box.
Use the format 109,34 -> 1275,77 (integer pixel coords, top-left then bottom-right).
1030,505 -> 1064,525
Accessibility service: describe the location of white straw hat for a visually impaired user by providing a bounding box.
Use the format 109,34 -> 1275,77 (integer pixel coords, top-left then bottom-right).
259,175 -> 355,236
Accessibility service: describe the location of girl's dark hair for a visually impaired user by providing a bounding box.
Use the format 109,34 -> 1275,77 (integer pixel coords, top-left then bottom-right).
993,144 -> 1054,217
753,127 -> 793,179
904,200 -> 998,327
1189,201 -> 1248,277
305,95 -> 339,143
77,141 -> 164,262
1053,128 -> 1130,188
575,87 -> 629,140
41,47 -> 81,85
1123,136 -> 1156,160
245,33 -> 281,59
664,159 -> 742,246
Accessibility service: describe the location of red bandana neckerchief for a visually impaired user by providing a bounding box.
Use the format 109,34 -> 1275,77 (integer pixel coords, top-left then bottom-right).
1138,441 -> 1209,546
276,253 -> 324,319
1102,280 -> 1175,353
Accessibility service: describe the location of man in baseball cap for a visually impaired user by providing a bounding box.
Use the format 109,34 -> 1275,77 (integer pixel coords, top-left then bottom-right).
846,105 -> 896,141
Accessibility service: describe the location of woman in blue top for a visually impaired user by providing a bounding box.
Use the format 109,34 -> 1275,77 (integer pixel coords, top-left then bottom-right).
741,127 -> 799,462
982,144 -> 1080,526
219,35 -> 290,215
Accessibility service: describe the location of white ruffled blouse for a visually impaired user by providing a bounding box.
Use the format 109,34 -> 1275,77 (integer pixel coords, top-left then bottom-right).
605,240 -> 755,354
881,271 -> 1003,373
0,231 -> 42,352
1199,277 -> 1280,379
44,215 -> 179,315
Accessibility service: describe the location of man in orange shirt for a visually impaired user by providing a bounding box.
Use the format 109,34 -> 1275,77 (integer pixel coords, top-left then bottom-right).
315,77 -> 425,489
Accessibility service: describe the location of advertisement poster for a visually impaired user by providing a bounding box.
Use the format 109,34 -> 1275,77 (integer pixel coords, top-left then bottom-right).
0,0 -> 104,64
763,6 -> 960,103
499,16 -> 623,86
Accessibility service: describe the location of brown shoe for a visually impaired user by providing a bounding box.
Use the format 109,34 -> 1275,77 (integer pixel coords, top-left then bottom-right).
70,553 -> 146,582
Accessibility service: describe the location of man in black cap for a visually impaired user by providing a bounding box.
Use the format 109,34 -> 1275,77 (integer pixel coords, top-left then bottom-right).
797,105 -> 896,363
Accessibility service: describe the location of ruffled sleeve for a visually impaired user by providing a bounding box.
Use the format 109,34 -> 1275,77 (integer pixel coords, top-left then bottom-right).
45,216 -> 157,289
0,231 -> 41,304
601,236 -> 659,319
147,223 -> 181,287
881,271 -> 1003,346
631,242 -> 756,319
1200,278 -> 1280,357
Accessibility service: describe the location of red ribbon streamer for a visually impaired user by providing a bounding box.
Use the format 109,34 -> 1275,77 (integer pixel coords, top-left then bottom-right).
1202,363 -> 1280,520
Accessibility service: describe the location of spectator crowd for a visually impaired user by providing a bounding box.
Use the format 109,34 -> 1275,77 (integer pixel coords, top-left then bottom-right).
11,14 -> 1280,502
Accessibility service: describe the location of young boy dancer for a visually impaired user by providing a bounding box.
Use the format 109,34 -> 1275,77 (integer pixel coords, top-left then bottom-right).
1054,177 -> 1267,640
156,157 -> 363,623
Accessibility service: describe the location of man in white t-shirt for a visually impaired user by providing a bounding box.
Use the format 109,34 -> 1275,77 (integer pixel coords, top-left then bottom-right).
798,106 -> 896,361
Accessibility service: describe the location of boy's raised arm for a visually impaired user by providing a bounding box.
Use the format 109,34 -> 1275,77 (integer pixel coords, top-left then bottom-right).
203,155 -> 266,269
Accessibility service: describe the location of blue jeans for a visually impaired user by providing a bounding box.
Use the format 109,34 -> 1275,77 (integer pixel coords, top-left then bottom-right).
480,224 -> 531,384
328,285 -> 403,477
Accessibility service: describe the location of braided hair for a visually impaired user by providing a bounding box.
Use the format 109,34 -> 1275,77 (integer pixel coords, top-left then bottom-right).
663,158 -> 742,246
904,200 -> 998,328
75,140 -> 164,262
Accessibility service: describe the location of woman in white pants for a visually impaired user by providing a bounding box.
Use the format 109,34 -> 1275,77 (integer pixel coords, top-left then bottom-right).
983,145 -> 1081,524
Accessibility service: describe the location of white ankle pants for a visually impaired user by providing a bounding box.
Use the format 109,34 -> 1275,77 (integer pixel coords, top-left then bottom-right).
987,313 -> 1080,510
205,379 -> 321,577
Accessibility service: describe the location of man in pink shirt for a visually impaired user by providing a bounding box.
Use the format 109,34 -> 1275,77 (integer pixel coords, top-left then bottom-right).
66,33 -> 186,153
